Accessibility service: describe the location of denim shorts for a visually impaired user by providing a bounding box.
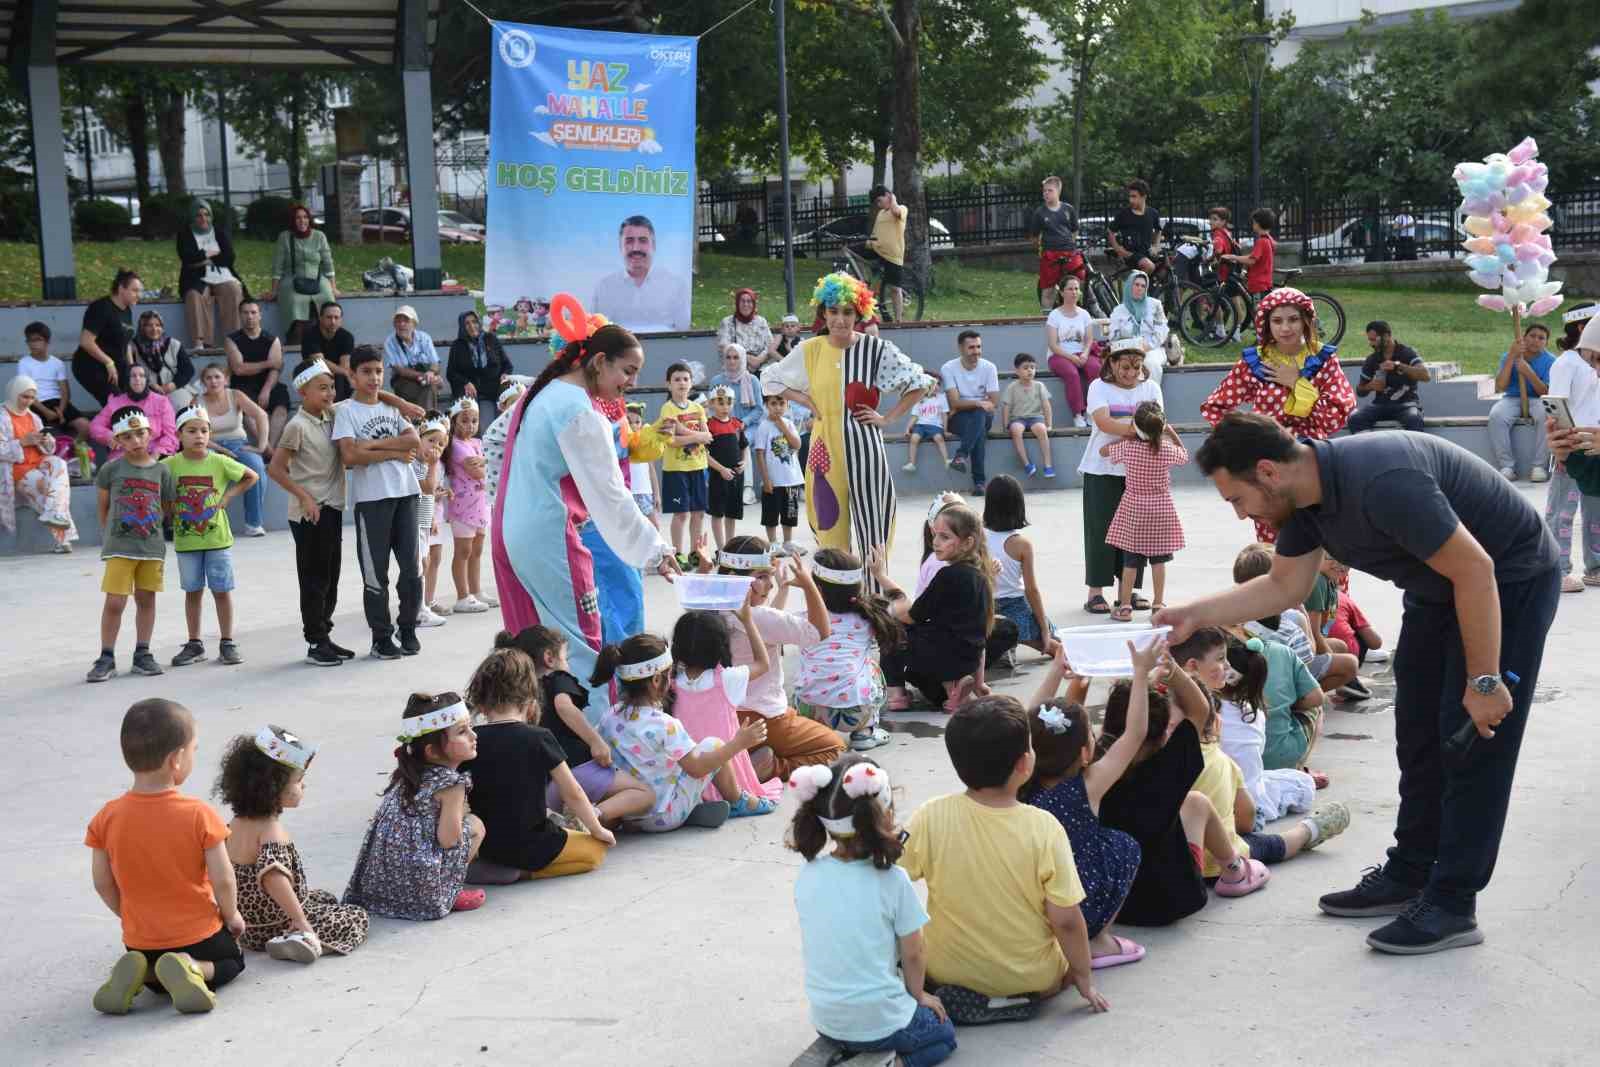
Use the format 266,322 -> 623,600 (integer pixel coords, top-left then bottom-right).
177,548 -> 235,593
912,423 -> 944,439
1009,415 -> 1046,431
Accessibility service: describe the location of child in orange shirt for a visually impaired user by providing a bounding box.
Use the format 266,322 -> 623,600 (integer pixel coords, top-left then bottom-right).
86,698 -> 245,1015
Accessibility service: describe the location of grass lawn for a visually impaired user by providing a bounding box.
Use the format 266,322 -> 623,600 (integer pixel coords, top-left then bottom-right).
0,241 -> 1557,375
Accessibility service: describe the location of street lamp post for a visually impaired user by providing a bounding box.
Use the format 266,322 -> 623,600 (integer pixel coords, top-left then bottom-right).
775,0 -> 797,313
1242,33 -> 1272,211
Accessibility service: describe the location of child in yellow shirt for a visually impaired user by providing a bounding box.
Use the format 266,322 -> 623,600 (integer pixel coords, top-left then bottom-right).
656,362 -> 712,565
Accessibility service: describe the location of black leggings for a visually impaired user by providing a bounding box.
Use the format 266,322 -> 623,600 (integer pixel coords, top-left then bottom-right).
1241,831 -> 1289,864
882,618 -> 1020,705
132,926 -> 244,991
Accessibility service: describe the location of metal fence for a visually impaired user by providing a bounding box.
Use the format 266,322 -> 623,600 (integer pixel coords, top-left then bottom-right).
700,181 -> 1600,265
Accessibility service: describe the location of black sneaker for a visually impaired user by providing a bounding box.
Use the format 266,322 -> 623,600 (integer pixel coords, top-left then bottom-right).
218,639 -> 243,666
326,640 -> 356,660
1340,677 -> 1372,700
1318,864 -> 1422,917
398,630 -> 421,656
171,640 -> 207,667
370,637 -> 404,660
1367,899 -> 1484,955
86,654 -> 117,683
306,642 -> 344,667
131,650 -> 164,676
948,455 -> 968,473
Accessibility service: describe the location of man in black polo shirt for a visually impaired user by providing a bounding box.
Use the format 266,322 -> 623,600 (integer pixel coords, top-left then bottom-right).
1346,320 -> 1430,433
1108,178 -> 1161,275
299,301 -> 356,402
1156,412 -> 1560,955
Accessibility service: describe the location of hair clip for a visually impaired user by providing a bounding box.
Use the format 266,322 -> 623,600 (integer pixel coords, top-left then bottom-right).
1037,705 -> 1071,734
787,765 -> 832,802
1245,637 -> 1265,653
840,763 -> 890,801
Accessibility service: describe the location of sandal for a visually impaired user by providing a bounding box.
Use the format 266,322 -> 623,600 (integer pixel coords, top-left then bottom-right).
729,793 -> 777,818
932,983 -> 1040,1025
451,888 -> 487,912
1084,595 -> 1111,615
1215,857 -> 1271,898
1308,768 -> 1331,790
684,800 -> 731,828
1149,602 -> 1166,613
1110,605 -> 1135,622
1090,935 -> 1146,969
1130,593 -> 1151,611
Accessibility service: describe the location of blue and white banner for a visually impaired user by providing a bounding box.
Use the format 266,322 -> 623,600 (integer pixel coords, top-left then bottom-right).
486,22 -> 697,335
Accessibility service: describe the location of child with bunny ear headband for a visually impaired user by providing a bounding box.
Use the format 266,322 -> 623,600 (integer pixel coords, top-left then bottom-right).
787,754 -> 958,1065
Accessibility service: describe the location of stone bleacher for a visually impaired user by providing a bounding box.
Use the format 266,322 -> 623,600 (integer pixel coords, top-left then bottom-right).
3,318 -> 1540,554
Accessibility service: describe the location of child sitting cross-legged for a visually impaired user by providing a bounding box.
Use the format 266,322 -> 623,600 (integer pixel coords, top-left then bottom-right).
669,608 -> 781,815
460,647 -> 617,882
1093,651 -> 1270,928
87,699 -> 245,1015
795,548 -> 903,753
592,633 -> 771,832
343,693 -> 488,919
1019,641 -> 1163,970
216,725 -> 369,964
899,695 -> 1110,1025
789,755 -> 957,1066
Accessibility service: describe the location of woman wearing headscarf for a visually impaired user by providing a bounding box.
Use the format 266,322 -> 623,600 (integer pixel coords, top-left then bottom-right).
1,376 -> 78,552
760,273 -> 934,582
268,204 -> 337,343
446,309 -> 513,422
1106,270 -> 1171,385
176,200 -> 244,348
89,363 -> 180,461
131,309 -> 196,410
1199,287 -> 1355,543
716,288 -> 774,370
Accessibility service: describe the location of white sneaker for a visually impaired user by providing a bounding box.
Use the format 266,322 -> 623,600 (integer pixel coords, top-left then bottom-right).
1072,413 -> 1089,429
475,591 -> 499,607
1500,467 -> 1517,481
415,606 -> 449,628
783,542 -> 809,558
1365,648 -> 1390,663
265,930 -> 322,964
902,461 -> 917,472
1530,467 -> 1549,483
243,525 -> 267,537
454,596 -> 491,614
429,600 -> 452,617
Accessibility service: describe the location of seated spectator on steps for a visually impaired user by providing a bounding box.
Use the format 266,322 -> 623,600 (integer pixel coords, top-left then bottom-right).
131,310 -> 197,410
90,364 -> 178,461
447,310 -> 512,420
176,200 -> 243,349
1488,322 -> 1554,482
1346,321 -> 1428,434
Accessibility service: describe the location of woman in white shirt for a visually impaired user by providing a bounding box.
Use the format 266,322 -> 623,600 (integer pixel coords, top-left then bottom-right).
1044,277 -> 1099,427
1106,271 -> 1170,385
1546,302 -> 1600,591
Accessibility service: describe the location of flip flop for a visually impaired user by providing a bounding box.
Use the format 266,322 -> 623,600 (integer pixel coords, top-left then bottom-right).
1090,935 -> 1147,969
1110,605 -> 1135,622
1130,593 -> 1152,610
1084,595 -> 1111,614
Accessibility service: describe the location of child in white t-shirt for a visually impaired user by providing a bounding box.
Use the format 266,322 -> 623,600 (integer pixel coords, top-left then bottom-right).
903,389 -> 950,472
624,404 -> 659,529
21,321 -> 94,474
750,392 -> 805,554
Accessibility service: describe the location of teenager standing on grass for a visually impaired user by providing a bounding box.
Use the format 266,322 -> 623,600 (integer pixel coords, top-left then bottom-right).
1158,412 -> 1560,955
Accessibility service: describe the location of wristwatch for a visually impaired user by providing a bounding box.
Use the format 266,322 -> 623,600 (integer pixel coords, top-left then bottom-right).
1469,674 -> 1502,695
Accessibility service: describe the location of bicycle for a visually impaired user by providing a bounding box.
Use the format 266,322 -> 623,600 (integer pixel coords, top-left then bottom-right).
1108,236 -> 1209,320
1177,268 -> 1347,349
837,244 -> 927,322
1038,250 -> 1117,320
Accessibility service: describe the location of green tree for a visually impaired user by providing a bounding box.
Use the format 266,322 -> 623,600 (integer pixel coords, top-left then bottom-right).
200,72 -> 354,202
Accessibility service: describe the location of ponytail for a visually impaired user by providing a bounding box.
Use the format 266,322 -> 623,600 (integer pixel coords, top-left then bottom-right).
1222,635 -> 1270,723
389,691 -> 464,809
590,633 -> 671,710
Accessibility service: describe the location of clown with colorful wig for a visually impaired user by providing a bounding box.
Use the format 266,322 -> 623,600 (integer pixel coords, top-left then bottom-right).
1200,287 -> 1357,542
760,273 -> 936,580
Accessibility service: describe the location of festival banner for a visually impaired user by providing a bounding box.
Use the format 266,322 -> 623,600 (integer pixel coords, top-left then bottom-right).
485,22 -> 697,336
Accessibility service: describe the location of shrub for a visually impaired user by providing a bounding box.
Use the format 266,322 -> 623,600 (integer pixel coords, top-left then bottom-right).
244,196 -> 294,241
141,191 -> 200,238
74,198 -> 131,242
0,168 -> 37,242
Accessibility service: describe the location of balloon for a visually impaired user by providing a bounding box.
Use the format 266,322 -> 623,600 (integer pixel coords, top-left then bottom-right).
548,292 -> 590,343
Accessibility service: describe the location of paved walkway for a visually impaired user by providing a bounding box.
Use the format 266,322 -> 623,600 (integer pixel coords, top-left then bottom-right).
5,483 -> 1597,1065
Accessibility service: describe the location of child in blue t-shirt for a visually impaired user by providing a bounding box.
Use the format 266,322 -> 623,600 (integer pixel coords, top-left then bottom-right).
789,755 -> 956,1066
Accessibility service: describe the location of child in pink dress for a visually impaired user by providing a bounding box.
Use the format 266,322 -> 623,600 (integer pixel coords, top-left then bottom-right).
444,397 -> 494,614
669,608 -> 781,814
1101,401 -> 1188,621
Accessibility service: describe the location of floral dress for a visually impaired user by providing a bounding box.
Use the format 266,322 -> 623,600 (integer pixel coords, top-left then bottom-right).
1200,343 -> 1356,542
1025,775 -> 1141,938
235,839 -> 369,954
599,703 -> 723,833
343,766 -> 476,920
795,612 -> 886,732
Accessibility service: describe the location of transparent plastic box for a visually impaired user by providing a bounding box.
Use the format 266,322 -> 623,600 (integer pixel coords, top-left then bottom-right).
1058,624 -> 1173,678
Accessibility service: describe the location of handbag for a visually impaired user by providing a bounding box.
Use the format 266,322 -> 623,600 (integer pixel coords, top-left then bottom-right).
290,235 -> 321,297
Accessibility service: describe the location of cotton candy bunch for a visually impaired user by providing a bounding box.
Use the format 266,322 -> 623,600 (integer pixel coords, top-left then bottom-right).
1455,137 -> 1562,316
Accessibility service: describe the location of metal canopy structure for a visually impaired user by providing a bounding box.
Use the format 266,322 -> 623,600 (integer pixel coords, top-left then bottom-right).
4,0 -> 445,298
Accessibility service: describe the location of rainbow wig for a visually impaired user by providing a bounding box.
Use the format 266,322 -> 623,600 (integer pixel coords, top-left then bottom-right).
811,272 -> 876,321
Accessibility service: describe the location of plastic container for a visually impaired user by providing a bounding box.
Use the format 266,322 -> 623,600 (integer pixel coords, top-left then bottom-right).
1057,623 -> 1172,678
677,573 -> 755,612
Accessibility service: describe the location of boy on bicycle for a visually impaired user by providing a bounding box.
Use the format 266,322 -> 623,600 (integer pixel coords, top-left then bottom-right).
1029,176 -> 1082,311
851,185 -> 908,323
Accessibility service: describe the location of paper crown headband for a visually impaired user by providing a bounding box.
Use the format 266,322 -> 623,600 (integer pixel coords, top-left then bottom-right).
111,409 -> 150,435
174,405 -> 209,430
1564,303 -> 1598,324
396,701 -> 470,744
293,360 -> 333,389
498,382 -> 526,407
616,650 -> 674,681
449,396 -> 478,418
254,725 -> 317,771
718,549 -> 772,571
813,562 -> 863,585
420,415 -> 450,438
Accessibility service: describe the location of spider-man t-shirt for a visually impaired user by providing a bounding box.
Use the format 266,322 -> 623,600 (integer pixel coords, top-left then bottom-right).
95,456 -> 175,561
164,451 -> 249,551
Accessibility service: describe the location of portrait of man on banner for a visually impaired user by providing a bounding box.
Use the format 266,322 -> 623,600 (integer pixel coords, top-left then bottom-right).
592,215 -> 691,333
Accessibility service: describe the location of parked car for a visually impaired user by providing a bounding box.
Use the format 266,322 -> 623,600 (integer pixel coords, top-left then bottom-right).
361,206 -> 483,245
775,214 -> 952,258
1303,214 -> 1465,264
438,209 -> 485,236
1077,215 -> 1209,252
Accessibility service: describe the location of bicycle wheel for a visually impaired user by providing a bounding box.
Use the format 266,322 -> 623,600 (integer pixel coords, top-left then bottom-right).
1087,274 -> 1118,319
1177,285 -> 1237,348
1305,291 -> 1346,347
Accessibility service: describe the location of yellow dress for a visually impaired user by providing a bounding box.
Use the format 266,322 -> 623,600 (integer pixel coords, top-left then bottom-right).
799,336 -> 853,551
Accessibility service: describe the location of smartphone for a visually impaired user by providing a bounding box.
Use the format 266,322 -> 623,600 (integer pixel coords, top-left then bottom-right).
1541,395 -> 1576,431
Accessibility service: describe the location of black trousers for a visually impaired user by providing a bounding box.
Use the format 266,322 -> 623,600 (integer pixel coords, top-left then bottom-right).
131,925 -> 244,992
882,618 -> 1019,705
1383,569 -> 1560,916
73,351 -> 129,408
354,495 -> 421,641
290,506 -> 343,644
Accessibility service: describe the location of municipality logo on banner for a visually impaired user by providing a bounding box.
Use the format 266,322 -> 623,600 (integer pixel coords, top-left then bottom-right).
486,23 -> 697,335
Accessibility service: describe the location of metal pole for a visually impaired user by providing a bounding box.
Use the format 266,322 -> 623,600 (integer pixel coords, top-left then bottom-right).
216,88 -> 232,220
1250,75 -> 1261,210
78,71 -> 94,199
775,0 -> 796,312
